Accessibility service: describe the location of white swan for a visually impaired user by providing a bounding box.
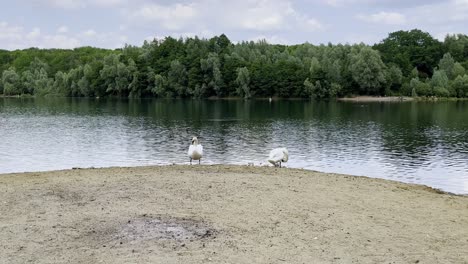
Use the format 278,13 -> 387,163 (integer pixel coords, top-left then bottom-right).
188,137 -> 203,164
268,147 -> 289,168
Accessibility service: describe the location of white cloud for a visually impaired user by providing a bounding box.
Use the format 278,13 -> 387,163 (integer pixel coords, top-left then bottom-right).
357,11 -> 406,25
33,0 -> 126,9
434,31 -> 456,41
222,1 -> 323,32
92,0 -> 126,7
42,35 -> 81,49
305,18 -> 323,30
0,21 -> 80,49
249,35 -> 290,44
82,29 -> 97,37
132,3 -> 197,30
43,0 -> 85,9
5,0 -> 468,48
127,0 -> 323,34
57,26 -> 69,33
0,22 -> 23,42
454,0 -> 468,6
26,28 -> 41,39
237,1 -> 294,31
322,0 -> 442,8
1,20 -> 128,49
343,33 -> 384,44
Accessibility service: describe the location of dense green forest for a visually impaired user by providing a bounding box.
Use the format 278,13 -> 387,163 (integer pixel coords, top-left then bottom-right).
1,29 -> 468,99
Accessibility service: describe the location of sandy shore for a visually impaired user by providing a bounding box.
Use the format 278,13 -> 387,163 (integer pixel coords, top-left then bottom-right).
338,96 -> 414,102
0,165 -> 467,264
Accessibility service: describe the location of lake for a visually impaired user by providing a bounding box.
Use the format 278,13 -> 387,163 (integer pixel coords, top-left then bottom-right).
1,98 -> 467,194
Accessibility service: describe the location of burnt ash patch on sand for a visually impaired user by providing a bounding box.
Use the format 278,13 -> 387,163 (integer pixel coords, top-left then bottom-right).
111,215 -> 218,246
74,214 -> 221,252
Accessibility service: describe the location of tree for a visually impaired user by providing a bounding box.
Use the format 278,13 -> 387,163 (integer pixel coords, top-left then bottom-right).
438,53 -> 455,79
167,59 -> 188,97
309,57 -> 322,80
235,67 -> 250,99
452,75 -> 468,97
152,74 -> 169,97
52,71 -> 69,96
410,77 -> 431,96
1,32 -> 468,99
374,29 -> 443,76
411,67 -> 419,78
431,70 -> 449,89
304,78 -> 314,98
31,68 -> 51,96
326,60 -> 342,85
19,70 -> 33,94
100,54 -> 135,96
349,47 -> 386,94
452,62 -> 465,78
2,67 -> 20,95
444,34 -> 468,62
200,53 -> 224,97
385,65 -> 403,94
329,83 -> 342,97
68,66 -> 84,96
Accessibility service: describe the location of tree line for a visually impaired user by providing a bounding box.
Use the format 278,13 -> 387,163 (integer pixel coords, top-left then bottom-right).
1,29 -> 468,99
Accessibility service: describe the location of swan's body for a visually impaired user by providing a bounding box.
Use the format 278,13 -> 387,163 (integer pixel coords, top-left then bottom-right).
188,137 -> 203,164
268,147 -> 289,168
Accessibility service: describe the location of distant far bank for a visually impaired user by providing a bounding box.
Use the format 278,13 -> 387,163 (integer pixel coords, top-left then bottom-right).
1,30 -> 468,100
3,94 -> 468,102
337,96 -> 414,102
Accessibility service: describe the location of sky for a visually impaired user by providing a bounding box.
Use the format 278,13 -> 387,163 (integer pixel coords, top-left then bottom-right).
1,0 -> 468,50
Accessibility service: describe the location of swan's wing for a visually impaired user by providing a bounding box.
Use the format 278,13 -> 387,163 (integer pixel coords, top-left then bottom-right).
281,149 -> 289,162
188,145 -> 194,156
197,144 -> 203,155
268,148 -> 284,163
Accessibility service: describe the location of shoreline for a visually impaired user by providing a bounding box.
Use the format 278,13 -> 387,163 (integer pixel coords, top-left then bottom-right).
3,94 -> 468,101
1,164 -> 463,196
1,165 -> 467,263
337,96 -> 414,102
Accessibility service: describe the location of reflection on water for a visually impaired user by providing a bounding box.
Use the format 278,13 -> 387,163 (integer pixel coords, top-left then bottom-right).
1,98 -> 467,194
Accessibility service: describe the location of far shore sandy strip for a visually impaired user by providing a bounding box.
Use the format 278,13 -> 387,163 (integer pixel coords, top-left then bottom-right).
337,96 -> 414,102
0,165 -> 467,263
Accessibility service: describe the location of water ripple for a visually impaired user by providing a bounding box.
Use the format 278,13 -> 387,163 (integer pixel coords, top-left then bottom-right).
1,98 -> 467,194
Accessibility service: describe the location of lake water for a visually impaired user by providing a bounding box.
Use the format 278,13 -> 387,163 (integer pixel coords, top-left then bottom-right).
1,98 -> 467,194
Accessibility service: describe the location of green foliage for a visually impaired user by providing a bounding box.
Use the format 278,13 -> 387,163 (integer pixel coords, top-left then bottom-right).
52,71 -> 69,96
153,74 -> 169,97
200,53 -> 223,96
410,78 -> 432,96
452,62 -> 465,78
374,29 -> 443,76
385,65 -> 403,94
349,46 -> 386,94
433,86 -> 450,97
410,67 -> 419,78
431,70 -> 449,89
438,53 -> 455,79
304,78 -> 314,98
2,67 -> 20,95
444,34 -> 468,62
167,59 -> 188,97
452,75 -> 468,97
304,78 -> 340,99
1,31 -> 468,99
235,67 -> 250,99
100,54 -> 136,96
